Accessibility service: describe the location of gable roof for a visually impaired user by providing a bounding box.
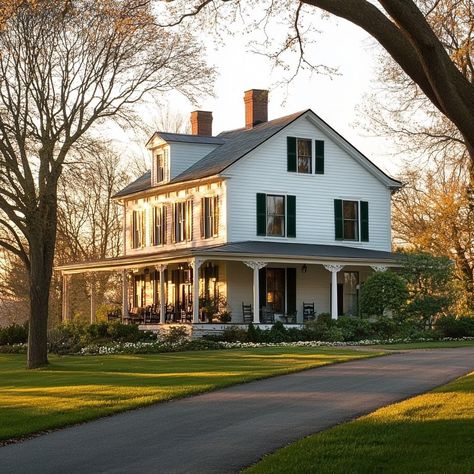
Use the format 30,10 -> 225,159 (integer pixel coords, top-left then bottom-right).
114,109 -> 401,199
147,132 -> 226,146
169,110 -> 306,184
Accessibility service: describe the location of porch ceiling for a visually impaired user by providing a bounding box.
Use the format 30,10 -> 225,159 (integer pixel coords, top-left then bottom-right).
57,241 -> 402,275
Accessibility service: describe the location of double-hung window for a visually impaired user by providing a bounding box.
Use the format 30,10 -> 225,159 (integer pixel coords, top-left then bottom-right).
297,139 -> 312,173
155,149 -> 168,184
334,200 -> 369,242
257,193 -> 296,238
132,210 -> 145,248
266,195 -> 285,237
174,200 -> 193,243
152,206 -> 167,246
201,196 -> 219,239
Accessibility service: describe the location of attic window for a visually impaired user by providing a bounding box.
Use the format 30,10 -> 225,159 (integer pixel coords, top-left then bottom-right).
156,153 -> 165,183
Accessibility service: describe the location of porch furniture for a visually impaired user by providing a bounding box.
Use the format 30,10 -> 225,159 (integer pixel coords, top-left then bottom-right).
303,302 -> 316,321
181,304 -> 193,323
144,305 -> 160,324
284,311 -> 297,324
165,304 -> 175,323
261,306 -> 274,324
242,303 -> 253,324
125,307 -> 145,324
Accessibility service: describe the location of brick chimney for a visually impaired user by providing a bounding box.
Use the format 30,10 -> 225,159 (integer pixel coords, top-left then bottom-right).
244,89 -> 268,128
190,110 -> 213,136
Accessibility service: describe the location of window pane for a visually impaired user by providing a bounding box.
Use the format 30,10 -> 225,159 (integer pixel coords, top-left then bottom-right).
343,201 -> 357,219
344,220 -> 357,240
267,215 -> 284,236
267,195 -> 284,215
297,139 -> 311,157
298,156 -> 311,173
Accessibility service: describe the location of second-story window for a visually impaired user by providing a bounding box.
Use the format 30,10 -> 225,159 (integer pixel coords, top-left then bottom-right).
174,200 -> 193,243
201,196 -> 219,239
152,206 -> 167,246
132,210 -> 145,248
266,194 -> 285,237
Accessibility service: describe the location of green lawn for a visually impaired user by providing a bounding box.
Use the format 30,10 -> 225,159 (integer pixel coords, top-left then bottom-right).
0,347 -> 377,442
246,371 -> 474,474
372,340 -> 474,350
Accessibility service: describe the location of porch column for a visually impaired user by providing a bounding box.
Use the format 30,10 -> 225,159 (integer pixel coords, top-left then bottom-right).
243,261 -> 267,324
323,264 -> 344,320
189,258 -> 204,323
89,274 -> 97,324
62,273 -> 71,322
371,265 -> 388,272
121,270 -> 129,320
157,264 -> 167,324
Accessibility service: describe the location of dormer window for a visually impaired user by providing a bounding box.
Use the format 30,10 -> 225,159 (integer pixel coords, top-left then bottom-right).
156,152 -> 165,183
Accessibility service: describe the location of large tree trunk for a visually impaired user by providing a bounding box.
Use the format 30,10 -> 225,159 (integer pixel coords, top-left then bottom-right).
26,185 -> 58,369
27,257 -> 51,368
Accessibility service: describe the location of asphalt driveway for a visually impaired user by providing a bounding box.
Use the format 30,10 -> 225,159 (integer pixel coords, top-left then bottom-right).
2,347 -> 474,474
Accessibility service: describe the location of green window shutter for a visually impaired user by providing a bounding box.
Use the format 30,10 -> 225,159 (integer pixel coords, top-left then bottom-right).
256,193 -> 267,236
360,201 -> 369,242
287,268 -> 296,313
315,140 -> 324,174
334,199 -> 343,240
287,195 -> 296,238
200,197 -> 205,238
287,137 -> 297,172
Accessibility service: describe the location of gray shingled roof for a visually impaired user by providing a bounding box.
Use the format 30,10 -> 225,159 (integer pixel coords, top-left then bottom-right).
151,132 -> 226,145
169,110 -> 306,184
114,108 -> 400,199
114,170 -> 151,198
114,111 -> 306,198
199,241 -> 401,262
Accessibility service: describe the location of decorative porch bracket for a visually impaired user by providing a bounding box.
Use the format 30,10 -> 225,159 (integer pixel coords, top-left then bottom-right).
323,264 -> 344,320
189,258 -> 205,323
243,261 -> 267,324
371,265 -> 388,272
156,264 -> 167,324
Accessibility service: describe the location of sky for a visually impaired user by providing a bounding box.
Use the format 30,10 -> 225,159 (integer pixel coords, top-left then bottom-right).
127,8 -> 402,177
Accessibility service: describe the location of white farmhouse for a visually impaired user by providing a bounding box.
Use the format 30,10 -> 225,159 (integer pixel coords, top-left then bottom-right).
59,89 -> 402,329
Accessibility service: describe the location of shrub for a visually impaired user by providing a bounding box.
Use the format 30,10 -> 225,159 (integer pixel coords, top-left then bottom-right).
0,322 -> 28,345
435,315 -> 474,338
107,322 -> 154,342
336,317 -> 372,341
88,322 -> 109,339
360,271 -> 408,316
160,326 -> 189,344
48,322 -> 88,355
220,326 -> 248,342
247,323 -> 265,343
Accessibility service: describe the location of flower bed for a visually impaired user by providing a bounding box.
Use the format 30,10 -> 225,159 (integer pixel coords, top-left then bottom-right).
78,336 -> 474,355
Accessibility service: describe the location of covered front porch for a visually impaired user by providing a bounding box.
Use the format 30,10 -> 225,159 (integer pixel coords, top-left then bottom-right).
58,241 -> 401,327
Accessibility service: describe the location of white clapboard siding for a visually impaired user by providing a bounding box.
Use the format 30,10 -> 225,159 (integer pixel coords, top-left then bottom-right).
169,143 -> 220,180
123,181 -> 227,255
224,115 -> 392,251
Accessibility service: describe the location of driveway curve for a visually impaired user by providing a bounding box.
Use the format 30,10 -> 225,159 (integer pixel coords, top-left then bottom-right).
2,347 -> 474,474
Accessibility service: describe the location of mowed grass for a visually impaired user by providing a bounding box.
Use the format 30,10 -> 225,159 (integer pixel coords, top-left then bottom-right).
373,340 -> 474,350
0,347 -> 377,442
246,372 -> 474,474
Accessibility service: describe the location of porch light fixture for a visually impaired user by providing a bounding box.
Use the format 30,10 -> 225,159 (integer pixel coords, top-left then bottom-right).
302,264 -> 308,273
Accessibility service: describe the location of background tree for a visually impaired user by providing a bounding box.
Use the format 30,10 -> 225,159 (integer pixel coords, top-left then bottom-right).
0,0 -> 213,368
162,0 -> 474,184
399,252 -> 455,326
